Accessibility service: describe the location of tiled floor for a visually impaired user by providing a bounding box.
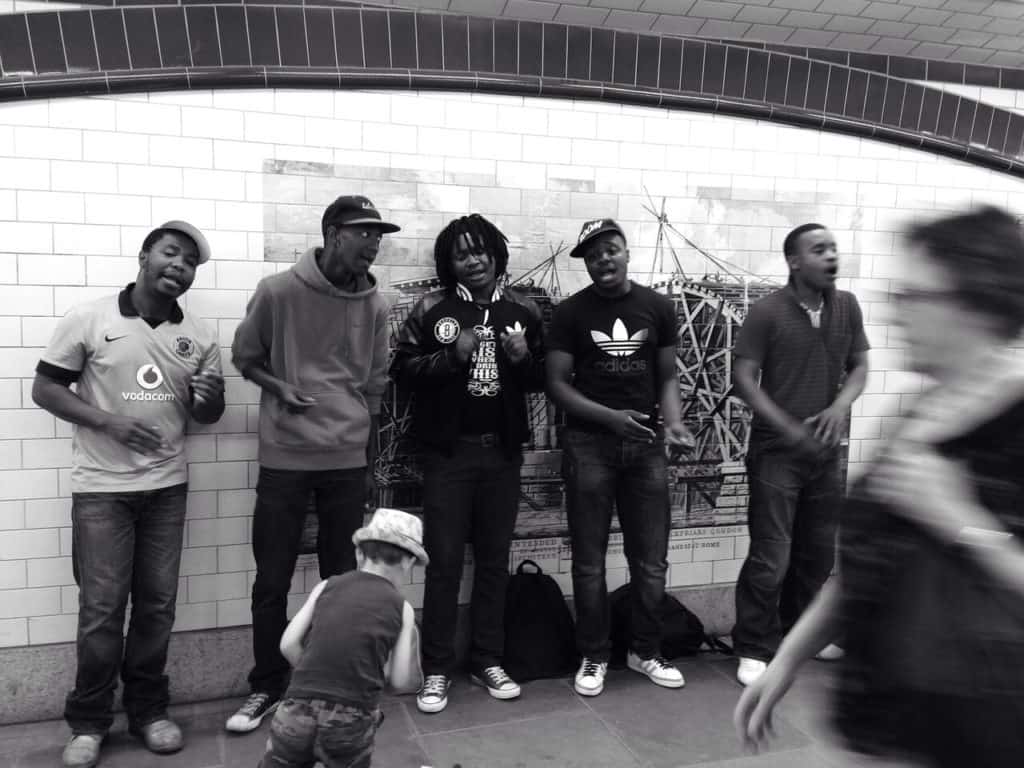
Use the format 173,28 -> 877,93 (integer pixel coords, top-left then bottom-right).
2,655 -> 869,768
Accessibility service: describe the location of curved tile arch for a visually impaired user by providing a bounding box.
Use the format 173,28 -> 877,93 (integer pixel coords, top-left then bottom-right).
0,5 -> 1022,178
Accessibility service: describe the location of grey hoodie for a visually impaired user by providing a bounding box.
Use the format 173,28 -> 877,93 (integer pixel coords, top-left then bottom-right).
232,248 -> 389,470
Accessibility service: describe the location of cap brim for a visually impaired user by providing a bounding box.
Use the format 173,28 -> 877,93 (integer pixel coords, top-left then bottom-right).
343,217 -> 401,234
569,225 -> 625,258
352,529 -> 429,567
160,219 -> 212,264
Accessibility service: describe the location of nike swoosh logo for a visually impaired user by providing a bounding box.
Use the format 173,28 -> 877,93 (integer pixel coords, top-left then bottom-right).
105,334 -> 128,342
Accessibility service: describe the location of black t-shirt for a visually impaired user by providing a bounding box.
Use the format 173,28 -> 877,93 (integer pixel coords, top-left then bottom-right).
460,306 -> 504,435
548,282 -> 678,432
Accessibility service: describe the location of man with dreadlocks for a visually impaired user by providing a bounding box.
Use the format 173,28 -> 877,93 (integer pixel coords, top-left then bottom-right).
391,213 -> 545,714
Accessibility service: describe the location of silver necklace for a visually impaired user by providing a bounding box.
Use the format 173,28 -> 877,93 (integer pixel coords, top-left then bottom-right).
799,299 -> 823,329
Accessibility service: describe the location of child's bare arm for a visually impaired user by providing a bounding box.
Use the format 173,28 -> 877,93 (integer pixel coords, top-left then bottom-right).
386,601 -> 423,694
279,580 -> 328,667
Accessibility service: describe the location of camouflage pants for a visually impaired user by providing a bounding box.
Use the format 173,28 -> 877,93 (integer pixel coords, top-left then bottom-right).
259,698 -> 383,768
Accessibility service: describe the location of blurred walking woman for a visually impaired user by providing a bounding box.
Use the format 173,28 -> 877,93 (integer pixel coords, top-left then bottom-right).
735,206 -> 1024,768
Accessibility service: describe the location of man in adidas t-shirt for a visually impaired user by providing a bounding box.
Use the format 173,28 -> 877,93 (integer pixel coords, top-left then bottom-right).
547,218 -> 694,698
33,221 -> 224,768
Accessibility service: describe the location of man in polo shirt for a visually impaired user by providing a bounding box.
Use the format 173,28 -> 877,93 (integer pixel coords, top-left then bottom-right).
731,223 -> 869,687
33,221 -> 224,768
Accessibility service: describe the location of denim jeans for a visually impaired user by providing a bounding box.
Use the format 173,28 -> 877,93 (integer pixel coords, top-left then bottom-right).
733,443 -> 841,661
64,483 -> 187,735
420,443 -> 521,676
259,697 -> 382,768
561,428 -> 670,662
249,467 -> 366,697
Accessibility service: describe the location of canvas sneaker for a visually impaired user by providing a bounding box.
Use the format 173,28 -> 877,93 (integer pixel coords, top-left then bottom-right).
627,651 -> 685,688
62,734 -> 103,768
417,675 -> 452,714
574,658 -> 608,697
225,692 -> 279,733
737,657 -> 768,686
471,666 -> 522,700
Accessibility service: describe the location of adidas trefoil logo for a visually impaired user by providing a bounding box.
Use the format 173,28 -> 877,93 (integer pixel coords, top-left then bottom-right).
591,318 -> 648,357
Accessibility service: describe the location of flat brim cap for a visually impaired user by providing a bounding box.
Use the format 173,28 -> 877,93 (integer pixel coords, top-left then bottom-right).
323,195 -> 401,234
160,220 -> 212,264
570,218 -> 626,259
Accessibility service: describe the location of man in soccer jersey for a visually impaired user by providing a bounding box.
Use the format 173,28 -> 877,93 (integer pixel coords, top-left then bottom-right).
33,221 -> 224,768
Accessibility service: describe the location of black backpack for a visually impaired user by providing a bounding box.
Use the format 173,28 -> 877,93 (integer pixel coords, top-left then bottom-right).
609,584 -> 732,665
503,560 -> 579,682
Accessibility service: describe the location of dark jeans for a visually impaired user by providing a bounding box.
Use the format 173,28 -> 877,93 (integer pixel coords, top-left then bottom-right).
733,443 -> 841,661
561,428 -> 670,663
249,467 -> 366,697
259,698 -> 382,768
64,483 -> 188,735
420,443 -> 521,676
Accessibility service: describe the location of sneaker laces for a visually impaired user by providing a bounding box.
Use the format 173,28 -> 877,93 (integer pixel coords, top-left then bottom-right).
421,675 -> 448,697
481,666 -> 512,687
645,655 -> 674,670
580,659 -> 603,677
238,692 -> 271,718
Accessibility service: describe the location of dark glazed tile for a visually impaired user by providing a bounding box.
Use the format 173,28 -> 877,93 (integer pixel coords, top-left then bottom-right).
900,82 -> 923,131
277,8 -> 307,67
415,12 -> 442,70
27,12 -> 65,74
824,65 -> 848,116
784,56 -> 809,108
62,11 -> 99,72
849,52 -> 886,74
881,78 -> 904,127
0,14 -> 32,75
124,8 -> 161,69
518,21 -> 541,76
154,7 -> 189,68
919,87 -> 941,133
567,25 -> 590,80
658,36 -> 681,91
442,14 -> 468,71
953,99 -> 975,143
889,55 -> 925,80
927,59 -> 964,84
468,15 -> 493,73
863,73 -> 887,123
1004,114 -> 1024,158
989,109 -> 1010,154
185,6 -> 219,67
612,31 -> 638,85
543,23 -> 567,79
844,68 -> 867,119
805,60 -> 828,112
1002,67 -> 1024,90
971,103 -> 994,146
305,8 -> 335,68
591,28 -> 614,83
965,64 -> 999,87
744,49 -> 767,102
494,19 -> 516,75
92,9 -> 130,71
245,6 -> 277,66
217,6 -> 250,66
723,45 -> 746,98
637,34 -> 659,88
935,92 -> 960,138
764,53 -> 788,104
335,7 -> 364,67
808,47 -> 847,65
362,9 -> 389,68
702,42 -> 725,95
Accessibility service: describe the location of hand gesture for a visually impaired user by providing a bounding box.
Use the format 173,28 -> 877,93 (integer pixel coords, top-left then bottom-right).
733,660 -> 797,752
102,415 -> 166,454
665,420 -> 696,451
500,322 -> 529,364
606,409 -> 656,441
190,370 -> 224,404
805,404 -> 846,448
277,383 -> 316,414
454,328 -> 480,364
783,422 -> 826,459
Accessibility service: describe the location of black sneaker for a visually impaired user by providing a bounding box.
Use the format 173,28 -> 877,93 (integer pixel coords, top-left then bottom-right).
225,692 -> 279,733
470,666 -> 521,700
417,675 -> 451,714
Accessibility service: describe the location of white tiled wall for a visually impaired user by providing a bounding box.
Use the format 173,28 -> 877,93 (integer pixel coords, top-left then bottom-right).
0,87 -> 1022,649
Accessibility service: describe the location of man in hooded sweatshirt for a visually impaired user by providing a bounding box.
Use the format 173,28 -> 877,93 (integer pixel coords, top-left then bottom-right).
225,195 -> 398,733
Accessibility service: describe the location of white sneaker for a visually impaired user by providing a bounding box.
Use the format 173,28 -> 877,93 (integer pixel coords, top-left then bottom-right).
62,734 -> 103,768
737,657 -> 767,686
573,657 -> 608,697
416,674 -> 451,714
225,692 -> 279,733
626,651 -> 685,689
815,643 -> 845,661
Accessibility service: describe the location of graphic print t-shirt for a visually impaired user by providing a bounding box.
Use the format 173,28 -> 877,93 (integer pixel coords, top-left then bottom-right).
459,304 -> 504,435
548,282 -> 678,432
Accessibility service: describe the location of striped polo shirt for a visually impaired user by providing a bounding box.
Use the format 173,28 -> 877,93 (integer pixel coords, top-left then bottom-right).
37,284 -> 221,493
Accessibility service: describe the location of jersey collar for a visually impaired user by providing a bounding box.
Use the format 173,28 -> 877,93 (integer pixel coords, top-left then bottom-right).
119,283 -> 184,324
455,283 -> 503,304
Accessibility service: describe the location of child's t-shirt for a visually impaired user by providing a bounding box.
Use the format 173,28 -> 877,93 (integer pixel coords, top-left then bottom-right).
286,570 -> 404,709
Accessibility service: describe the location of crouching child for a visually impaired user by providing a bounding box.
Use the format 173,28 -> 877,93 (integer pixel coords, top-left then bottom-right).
259,508 -> 427,768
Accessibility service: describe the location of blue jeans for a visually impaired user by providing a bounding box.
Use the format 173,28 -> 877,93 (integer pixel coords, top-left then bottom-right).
733,443 -> 841,661
561,428 -> 670,662
249,467 -> 366,697
64,483 -> 187,735
420,443 -> 521,676
259,698 -> 382,768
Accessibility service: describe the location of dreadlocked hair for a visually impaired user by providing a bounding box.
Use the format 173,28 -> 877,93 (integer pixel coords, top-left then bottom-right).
433,214 -> 510,290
